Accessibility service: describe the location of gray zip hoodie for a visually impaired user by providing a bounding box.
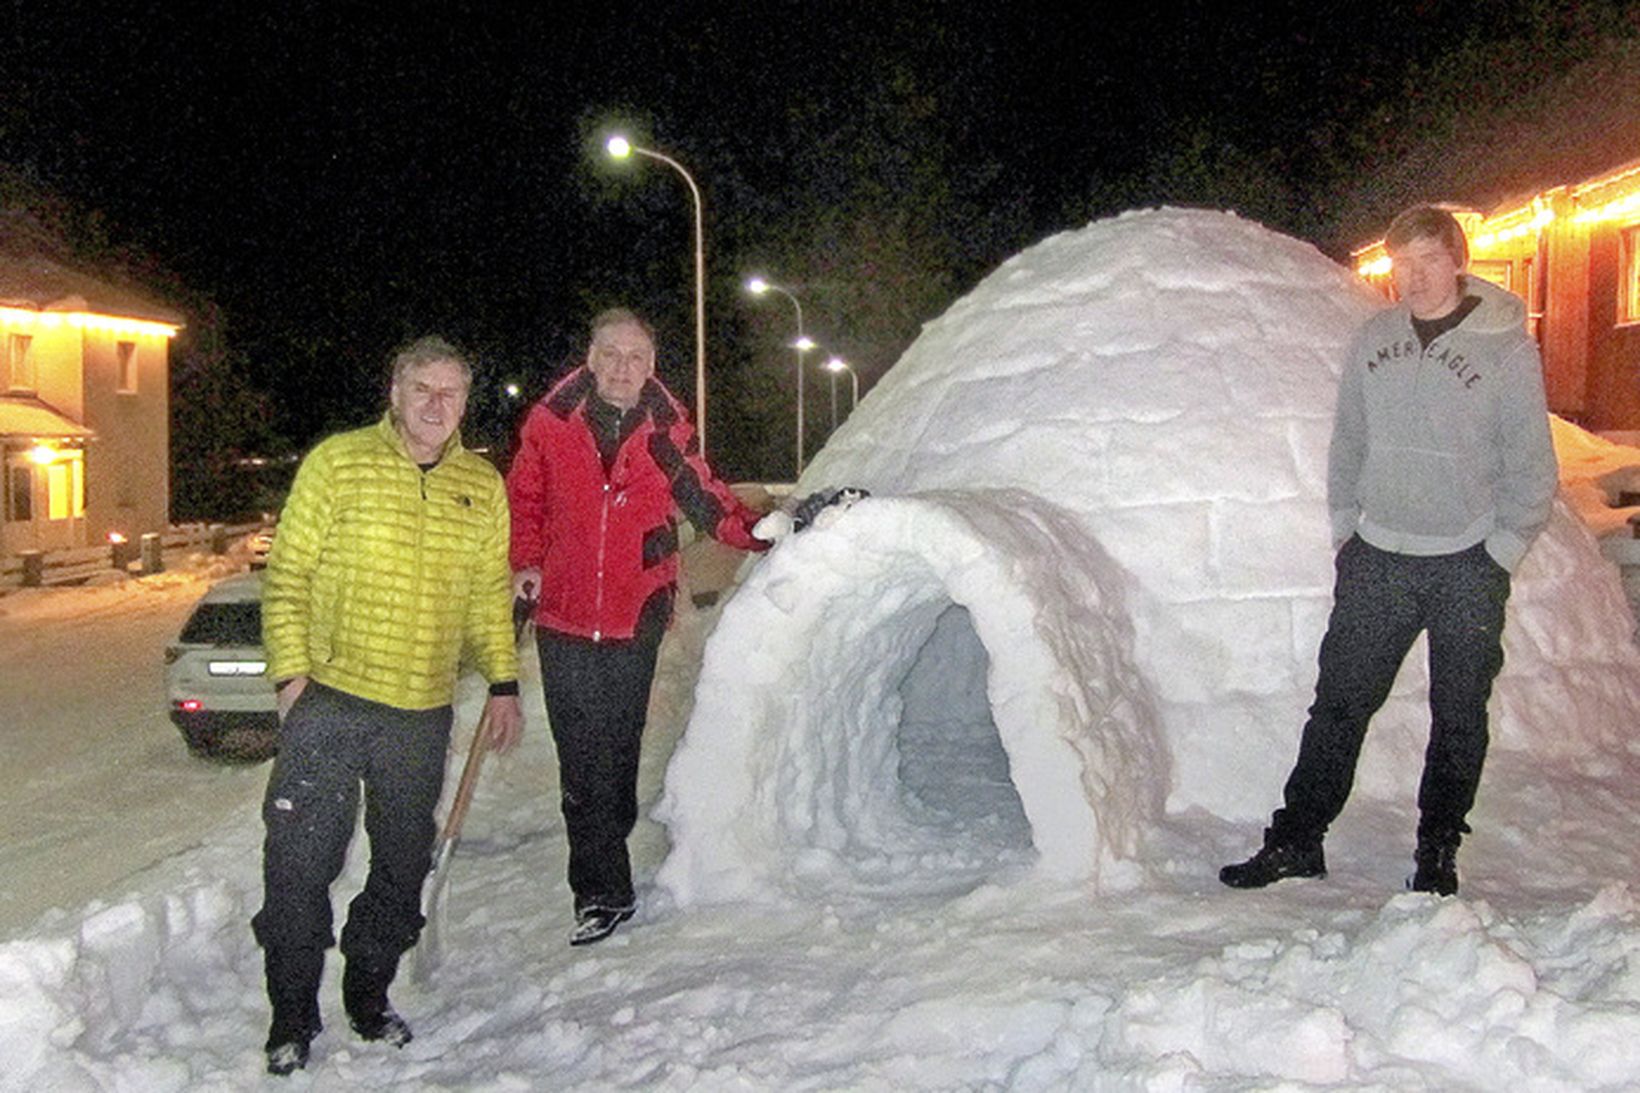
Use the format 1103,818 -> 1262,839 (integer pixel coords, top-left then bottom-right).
1327,274 -> 1557,572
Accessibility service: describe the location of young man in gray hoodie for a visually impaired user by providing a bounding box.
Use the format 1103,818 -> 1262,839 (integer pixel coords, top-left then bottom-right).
1221,205 -> 1558,896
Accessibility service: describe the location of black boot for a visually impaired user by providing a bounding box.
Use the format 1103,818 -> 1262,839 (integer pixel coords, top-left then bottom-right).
569,900 -> 636,947
264,947 -> 324,1075
1409,830 -> 1462,896
1220,829 -> 1327,888
344,953 -> 413,1047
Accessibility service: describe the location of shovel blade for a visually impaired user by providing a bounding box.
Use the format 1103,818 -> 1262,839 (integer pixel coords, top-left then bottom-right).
411,837 -> 456,986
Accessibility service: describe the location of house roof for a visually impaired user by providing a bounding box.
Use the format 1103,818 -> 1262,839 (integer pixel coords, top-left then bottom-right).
0,250 -> 184,327
0,396 -> 96,441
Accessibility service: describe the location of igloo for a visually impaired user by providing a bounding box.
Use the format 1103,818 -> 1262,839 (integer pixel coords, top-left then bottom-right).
657,208 -> 1640,904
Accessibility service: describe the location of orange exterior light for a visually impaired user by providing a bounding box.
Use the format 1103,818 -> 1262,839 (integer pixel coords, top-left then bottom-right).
0,306 -> 179,339
107,531 -> 128,544
1574,189 -> 1640,225
27,444 -> 59,465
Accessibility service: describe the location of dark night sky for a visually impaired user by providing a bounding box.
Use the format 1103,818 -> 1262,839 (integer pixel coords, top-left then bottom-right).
4,1 -> 1635,477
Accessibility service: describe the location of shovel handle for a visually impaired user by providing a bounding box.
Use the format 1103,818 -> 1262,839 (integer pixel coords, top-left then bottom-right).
439,706 -> 492,845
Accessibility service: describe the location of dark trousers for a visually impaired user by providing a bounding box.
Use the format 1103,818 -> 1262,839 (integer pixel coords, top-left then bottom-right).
1272,536 -> 1512,844
537,627 -> 662,913
251,682 -> 451,1033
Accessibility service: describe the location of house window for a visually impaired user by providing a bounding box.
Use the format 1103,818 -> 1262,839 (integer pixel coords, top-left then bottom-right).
1470,260 -> 1512,292
1622,225 -> 1640,325
116,340 -> 138,393
7,464 -> 32,522
7,333 -> 35,391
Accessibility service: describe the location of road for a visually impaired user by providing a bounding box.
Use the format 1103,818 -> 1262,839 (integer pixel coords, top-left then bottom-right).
0,568 -> 269,937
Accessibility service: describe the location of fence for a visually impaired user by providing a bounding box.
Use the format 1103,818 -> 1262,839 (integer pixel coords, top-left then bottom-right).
0,521 -> 267,588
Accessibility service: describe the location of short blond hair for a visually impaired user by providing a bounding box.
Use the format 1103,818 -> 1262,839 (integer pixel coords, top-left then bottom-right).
390,335 -> 472,387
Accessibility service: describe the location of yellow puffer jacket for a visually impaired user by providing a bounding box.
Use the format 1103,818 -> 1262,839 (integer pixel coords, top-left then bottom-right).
263,414 -> 517,710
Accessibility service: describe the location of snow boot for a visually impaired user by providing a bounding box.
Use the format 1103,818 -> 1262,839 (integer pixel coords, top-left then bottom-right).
1409,831 -> 1462,896
1219,831 -> 1326,888
263,947 -> 324,1076
569,902 -> 635,947
266,1039 -> 311,1076
344,952 -> 413,1047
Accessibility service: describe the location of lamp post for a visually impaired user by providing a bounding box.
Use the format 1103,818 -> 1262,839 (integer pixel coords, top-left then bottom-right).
746,276 -> 812,476
824,356 -> 857,430
607,135 -> 709,456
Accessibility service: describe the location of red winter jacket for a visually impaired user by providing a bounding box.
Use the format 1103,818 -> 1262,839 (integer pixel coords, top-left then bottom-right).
507,368 -> 766,642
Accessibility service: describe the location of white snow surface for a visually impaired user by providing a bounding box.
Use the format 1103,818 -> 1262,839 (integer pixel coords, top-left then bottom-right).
8,208 -> 1640,1090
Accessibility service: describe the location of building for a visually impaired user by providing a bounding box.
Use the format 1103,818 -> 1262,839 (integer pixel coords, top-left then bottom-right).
0,250 -> 182,560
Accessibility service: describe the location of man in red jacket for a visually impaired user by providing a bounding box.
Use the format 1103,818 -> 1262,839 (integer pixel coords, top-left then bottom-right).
508,307 -> 769,945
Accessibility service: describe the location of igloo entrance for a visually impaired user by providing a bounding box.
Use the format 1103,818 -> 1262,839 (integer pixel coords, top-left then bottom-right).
895,604 -> 1032,859
655,491 -> 1167,907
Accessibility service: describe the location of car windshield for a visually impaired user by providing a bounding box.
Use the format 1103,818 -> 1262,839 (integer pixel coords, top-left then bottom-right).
179,601 -> 262,645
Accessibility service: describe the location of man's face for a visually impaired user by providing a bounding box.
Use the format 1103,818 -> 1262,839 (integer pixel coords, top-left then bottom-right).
390,358 -> 469,460
588,321 -> 655,410
1389,234 -> 1465,320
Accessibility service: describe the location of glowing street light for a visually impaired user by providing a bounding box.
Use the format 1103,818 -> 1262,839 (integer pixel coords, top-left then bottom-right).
606,135 -> 710,456
824,357 -> 857,431
746,276 -> 813,476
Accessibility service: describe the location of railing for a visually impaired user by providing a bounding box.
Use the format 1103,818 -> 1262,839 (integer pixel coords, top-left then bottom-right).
0,521 -> 268,588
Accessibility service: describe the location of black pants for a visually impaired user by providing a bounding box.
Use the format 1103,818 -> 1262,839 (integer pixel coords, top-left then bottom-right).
252,683 -> 452,999
1272,536 -> 1512,844
537,627 -> 662,913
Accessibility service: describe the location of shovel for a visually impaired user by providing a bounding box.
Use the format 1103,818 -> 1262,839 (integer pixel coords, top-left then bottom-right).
413,587 -> 536,985
412,704 -> 493,985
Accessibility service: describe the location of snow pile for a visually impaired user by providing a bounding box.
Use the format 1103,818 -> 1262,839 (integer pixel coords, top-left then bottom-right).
660,207 -> 1640,903
0,877 -> 258,1091
1551,414 -> 1640,537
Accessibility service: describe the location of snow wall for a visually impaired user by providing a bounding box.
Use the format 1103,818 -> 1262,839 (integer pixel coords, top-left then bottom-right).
658,207 -> 1640,904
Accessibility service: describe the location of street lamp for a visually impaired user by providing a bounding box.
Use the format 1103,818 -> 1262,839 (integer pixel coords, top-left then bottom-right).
607,135 -> 709,456
824,356 -> 858,431
746,276 -> 812,476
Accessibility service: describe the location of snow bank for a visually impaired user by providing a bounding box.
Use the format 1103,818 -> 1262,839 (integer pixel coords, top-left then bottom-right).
661,207 -> 1640,903
0,876 -> 260,1092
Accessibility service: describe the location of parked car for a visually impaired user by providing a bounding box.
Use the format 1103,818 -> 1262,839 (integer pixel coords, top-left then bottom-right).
164,572 -> 278,761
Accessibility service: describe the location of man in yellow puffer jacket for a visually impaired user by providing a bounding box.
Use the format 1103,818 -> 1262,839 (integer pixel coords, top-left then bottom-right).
253,336 -> 524,1076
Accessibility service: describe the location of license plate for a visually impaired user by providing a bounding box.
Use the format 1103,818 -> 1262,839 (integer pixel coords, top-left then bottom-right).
208,660 -> 267,676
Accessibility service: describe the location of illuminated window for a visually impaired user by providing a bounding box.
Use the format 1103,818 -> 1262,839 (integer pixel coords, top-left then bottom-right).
116,341 -> 138,393
1622,225 -> 1640,325
7,333 -> 34,391
7,465 -> 31,522
1470,260 -> 1512,291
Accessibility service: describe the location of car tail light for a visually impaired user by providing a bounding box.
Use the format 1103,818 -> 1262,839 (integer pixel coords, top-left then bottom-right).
178,699 -> 203,713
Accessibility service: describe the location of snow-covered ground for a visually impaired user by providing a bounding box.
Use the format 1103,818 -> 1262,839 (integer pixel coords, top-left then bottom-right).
0,557 -> 269,937
8,210 -> 1640,1090
8,563 -> 1640,1090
